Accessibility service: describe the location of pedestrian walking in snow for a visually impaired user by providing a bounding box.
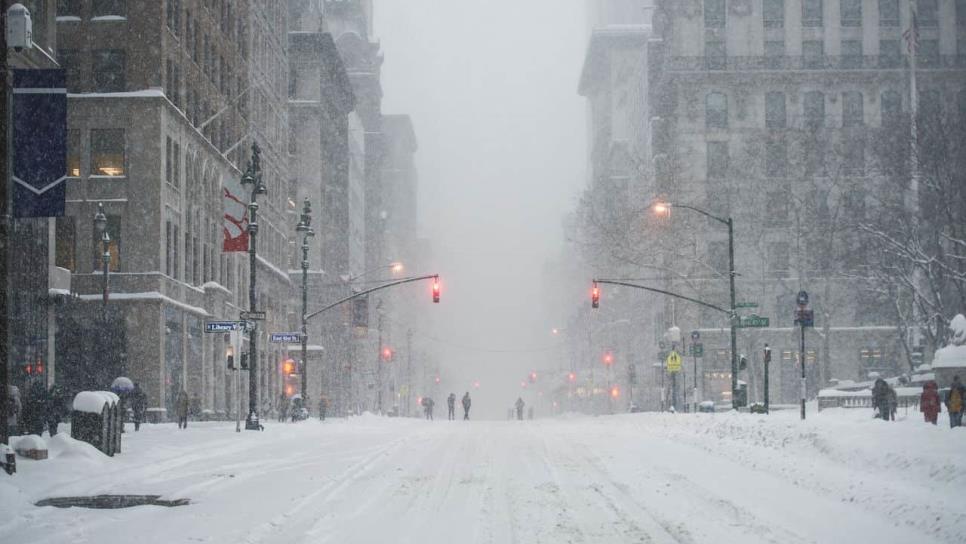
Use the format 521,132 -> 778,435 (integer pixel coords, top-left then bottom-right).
920,381 -> 941,425
319,395 -> 328,421
871,379 -> 891,421
422,397 -> 435,420
22,381 -> 46,436
515,397 -> 525,421
447,393 -> 456,420
45,385 -> 66,436
462,392 -> 471,420
131,383 -> 147,431
278,393 -> 289,423
176,388 -> 189,429
887,385 -> 898,421
945,375 -> 965,428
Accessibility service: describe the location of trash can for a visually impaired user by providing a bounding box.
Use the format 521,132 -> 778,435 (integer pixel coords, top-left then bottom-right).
71,391 -> 121,456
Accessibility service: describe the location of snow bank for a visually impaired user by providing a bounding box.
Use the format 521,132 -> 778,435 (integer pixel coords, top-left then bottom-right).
72,391 -> 119,414
9,435 -> 44,452
46,433 -> 108,464
935,314 -> 966,369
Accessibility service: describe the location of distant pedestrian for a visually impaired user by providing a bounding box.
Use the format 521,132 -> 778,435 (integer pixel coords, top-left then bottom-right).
920,381 -> 941,425
319,395 -> 328,421
422,397 -> 435,420
278,393 -> 289,423
945,375 -> 965,428
447,393 -> 456,420
871,379 -> 891,421
887,385 -> 898,421
176,388 -> 189,429
22,381 -> 47,436
131,383 -> 147,431
45,385 -> 66,436
462,392 -> 471,420
515,397 -> 525,421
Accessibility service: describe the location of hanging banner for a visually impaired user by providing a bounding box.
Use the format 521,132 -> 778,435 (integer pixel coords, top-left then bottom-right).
12,69 -> 67,218
223,170 -> 248,252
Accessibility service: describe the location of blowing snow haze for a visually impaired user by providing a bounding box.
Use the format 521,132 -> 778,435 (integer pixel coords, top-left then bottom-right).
376,0 -> 586,417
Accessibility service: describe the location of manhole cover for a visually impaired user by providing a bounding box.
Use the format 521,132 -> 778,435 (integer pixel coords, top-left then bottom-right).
36,495 -> 190,509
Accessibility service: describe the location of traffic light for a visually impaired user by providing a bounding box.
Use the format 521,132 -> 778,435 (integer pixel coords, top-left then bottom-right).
568,372 -> 576,382
240,353 -> 249,370
529,371 -> 537,383
610,386 -> 620,398
602,352 -> 614,366
739,354 -> 748,371
382,347 -> 393,361
591,282 -> 600,309
352,296 -> 369,329
763,344 -> 772,364
432,276 -> 441,303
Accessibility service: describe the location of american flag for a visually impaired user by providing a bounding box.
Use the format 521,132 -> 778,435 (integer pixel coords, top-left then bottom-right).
902,10 -> 920,54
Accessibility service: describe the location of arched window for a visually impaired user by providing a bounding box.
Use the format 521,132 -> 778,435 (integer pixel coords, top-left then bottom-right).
880,90 -> 902,124
706,92 -> 728,129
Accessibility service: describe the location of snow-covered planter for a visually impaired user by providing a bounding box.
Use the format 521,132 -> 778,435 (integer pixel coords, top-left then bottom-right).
70,391 -> 121,457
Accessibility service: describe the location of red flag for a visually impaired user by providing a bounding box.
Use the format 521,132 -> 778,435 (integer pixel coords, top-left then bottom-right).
223,174 -> 248,252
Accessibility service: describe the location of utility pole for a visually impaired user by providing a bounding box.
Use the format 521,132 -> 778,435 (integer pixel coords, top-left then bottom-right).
241,143 -> 266,431
0,6 -> 10,452
763,344 -> 771,414
728,217 -> 739,411
406,328 -> 412,417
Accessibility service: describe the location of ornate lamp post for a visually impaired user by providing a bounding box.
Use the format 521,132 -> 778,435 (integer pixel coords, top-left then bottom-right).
295,198 -> 314,402
93,202 -> 110,312
241,143 -> 266,431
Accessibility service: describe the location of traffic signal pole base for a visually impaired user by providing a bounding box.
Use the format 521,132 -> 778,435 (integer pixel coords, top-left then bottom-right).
245,413 -> 261,431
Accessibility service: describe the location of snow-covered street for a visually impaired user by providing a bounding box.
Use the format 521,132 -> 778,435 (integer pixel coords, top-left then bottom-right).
2,409 -> 964,544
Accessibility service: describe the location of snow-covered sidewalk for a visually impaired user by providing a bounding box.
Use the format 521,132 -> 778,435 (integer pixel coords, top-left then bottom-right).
1,408 -> 964,543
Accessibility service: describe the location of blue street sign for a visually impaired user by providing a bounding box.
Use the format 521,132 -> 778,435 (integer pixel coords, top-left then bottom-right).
205,321 -> 242,333
270,333 -> 302,344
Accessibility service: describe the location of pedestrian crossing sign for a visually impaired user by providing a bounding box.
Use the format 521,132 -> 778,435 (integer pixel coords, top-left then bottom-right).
666,351 -> 682,373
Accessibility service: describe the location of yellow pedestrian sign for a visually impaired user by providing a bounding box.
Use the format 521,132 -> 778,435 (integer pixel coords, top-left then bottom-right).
666,350 -> 682,373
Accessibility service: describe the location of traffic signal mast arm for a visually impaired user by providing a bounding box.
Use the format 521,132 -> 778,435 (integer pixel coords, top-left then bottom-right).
593,279 -> 732,317
305,274 -> 440,322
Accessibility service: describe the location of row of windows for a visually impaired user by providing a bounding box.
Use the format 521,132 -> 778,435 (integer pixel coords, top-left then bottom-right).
707,137 -> 866,180
57,0 -> 125,18
704,37 -> 962,70
705,0 -> 961,29
704,88 -> 966,131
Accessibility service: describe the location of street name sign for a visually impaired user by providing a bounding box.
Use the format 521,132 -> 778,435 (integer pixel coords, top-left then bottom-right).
270,333 -> 302,344
689,343 -> 704,357
738,315 -> 770,328
666,351 -> 682,373
736,302 -> 759,309
205,321 -> 242,333
795,309 -> 815,328
240,311 -> 267,321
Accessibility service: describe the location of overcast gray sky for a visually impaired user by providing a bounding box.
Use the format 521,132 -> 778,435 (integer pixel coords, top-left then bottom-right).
375,1 -> 587,416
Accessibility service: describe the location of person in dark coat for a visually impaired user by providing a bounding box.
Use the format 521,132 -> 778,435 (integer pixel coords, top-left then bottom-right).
131,383 -> 147,431
462,392 -> 471,420
22,381 -> 47,436
319,395 -> 328,421
278,393 -> 289,423
920,380 -> 941,425
515,397 -> 525,421
887,385 -> 898,421
45,385 -> 65,436
422,397 -> 435,420
446,393 -> 456,420
945,375 -> 965,428
176,388 -> 189,429
871,378 -> 891,421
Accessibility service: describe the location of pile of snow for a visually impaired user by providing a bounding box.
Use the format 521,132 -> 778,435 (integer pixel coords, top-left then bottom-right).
72,391 -> 119,414
9,435 -> 44,452
934,314 -> 966,369
46,433 -> 107,465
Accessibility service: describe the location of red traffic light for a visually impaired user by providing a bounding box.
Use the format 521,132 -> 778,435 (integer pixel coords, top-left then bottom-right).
602,352 -> 614,366
381,347 -> 393,361
432,277 -> 441,303
529,371 -> 537,383
591,282 -> 600,309
568,372 -> 576,382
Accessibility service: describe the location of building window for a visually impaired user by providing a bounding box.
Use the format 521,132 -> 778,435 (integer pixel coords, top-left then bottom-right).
919,89 -> 942,121
57,0 -> 82,17
92,49 -> 125,92
58,49 -> 82,92
802,0 -> 823,27
768,243 -> 790,277
705,40 -> 726,70
707,141 -> 729,179
705,92 -> 728,129
704,0 -> 725,28
919,0 -> 938,27
840,0 -> 861,27
92,0 -> 125,17
764,40 -> 785,68
841,40 -> 863,68
765,92 -> 786,129
918,40 -> 940,67
90,129 -> 125,176
764,191 -> 789,226
881,90 -> 902,124
763,0 -> 784,28
879,40 -> 901,67
879,0 -> 899,26
958,0 -> 966,25
765,140 -> 787,177
55,217 -> 76,272
803,40 -> 824,69
66,129 -> 81,177
804,91 -> 825,128
842,91 -> 864,127
842,139 -> 865,175
93,214 -> 121,272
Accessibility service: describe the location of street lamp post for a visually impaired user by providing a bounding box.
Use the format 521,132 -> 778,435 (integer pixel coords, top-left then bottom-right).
655,202 -> 739,410
94,203 -> 110,313
296,199 -> 314,403
241,143 -> 266,431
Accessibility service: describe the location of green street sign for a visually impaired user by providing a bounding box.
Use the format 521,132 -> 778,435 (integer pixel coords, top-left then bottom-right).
735,302 -> 759,309
738,315 -> 770,328
689,344 -> 704,357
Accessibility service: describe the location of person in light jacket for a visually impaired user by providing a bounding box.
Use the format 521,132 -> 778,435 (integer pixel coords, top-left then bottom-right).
176,388 -> 189,429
